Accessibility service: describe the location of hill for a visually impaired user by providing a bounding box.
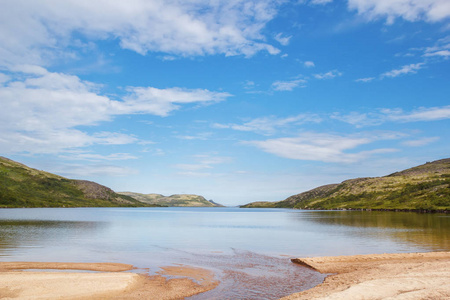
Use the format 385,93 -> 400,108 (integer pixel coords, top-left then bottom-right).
0,156 -> 157,208
119,192 -> 223,207
241,159 -> 450,212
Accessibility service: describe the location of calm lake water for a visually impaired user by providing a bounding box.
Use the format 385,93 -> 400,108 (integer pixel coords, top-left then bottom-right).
0,207 -> 448,299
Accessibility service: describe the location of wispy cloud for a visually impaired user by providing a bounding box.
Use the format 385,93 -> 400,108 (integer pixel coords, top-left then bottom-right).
348,0 -> 450,24
384,106 -> 450,122
310,0 -> 334,5
423,36 -> 450,58
244,132 -> 399,163
424,50 -> 450,57
332,105 -> 450,127
51,164 -> 138,178
174,154 -> 232,176
331,112 -> 383,127
272,78 -> 307,91
122,86 -> 231,117
274,33 -> 292,46
304,61 -> 315,68
381,63 -> 424,78
314,70 -> 342,79
60,153 -> 138,162
176,132 -> 213,140
402,137 -> 440,147
213,114 -> 322,135
355,77 -> 375,83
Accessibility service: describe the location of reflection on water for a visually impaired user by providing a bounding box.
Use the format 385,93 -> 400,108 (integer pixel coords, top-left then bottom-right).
0,219 -> 101,257
296,211 -> 449,252
0,207 -> 448,299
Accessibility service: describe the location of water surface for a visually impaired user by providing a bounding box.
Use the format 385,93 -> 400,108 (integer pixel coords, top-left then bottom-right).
0,207 -> 448,299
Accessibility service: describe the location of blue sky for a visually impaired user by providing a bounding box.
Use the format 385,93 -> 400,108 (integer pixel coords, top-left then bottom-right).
1,0 -> 449,206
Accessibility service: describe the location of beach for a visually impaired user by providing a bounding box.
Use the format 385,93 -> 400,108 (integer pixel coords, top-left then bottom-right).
282,251 -> 450,300
1,252 -> 449,299
0,262 -> 218,299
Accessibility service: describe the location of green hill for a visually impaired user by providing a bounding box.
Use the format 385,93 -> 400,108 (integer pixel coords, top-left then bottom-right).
241,159 -> 450,212
119,192 -> 223,207
0,156 -> 157,208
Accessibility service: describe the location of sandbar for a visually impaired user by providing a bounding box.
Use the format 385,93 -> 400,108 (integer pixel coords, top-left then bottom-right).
281,251 -> 450,300
0,262 -> 218,299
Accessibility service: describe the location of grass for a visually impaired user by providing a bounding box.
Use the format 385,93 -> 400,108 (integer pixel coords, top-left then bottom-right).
242,159 -> 450,211
0,157 -> 155,208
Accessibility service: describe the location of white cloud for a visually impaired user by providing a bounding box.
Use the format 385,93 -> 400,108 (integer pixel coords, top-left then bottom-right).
0,73 -> 10,84
213,114 -> 322,135
355,77 -> 375,82
423,37 -> 450,57
272,78 -> 307,91
348,0 -> 450,24
274,33 -> 292,46
176,132 -> 213,140
60,153 -> 138,161
332,106 -> 450,127
174,154 -> 231,173
402,137 -> 440,147
122,86 -> 231,117
245,132 -> 398,163
314,70 -> 342,79
331,112 -> 384,127
381,63 -> 424,78
424,50 -> 450,57
0,66 -> 231,154
243,80 -> 256,89
304,61 -> 315,68
0,0 -> 281,67
52,164 -> 138,178
310,0 -> 334,5
176,171 -> 213,178
174,164 -> 213,171
384,106 -> 450,122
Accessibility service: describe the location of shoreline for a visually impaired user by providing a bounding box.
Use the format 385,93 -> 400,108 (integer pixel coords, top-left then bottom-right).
282,251 -> 450,300
1,252 -> 449,299
0,262 -> 218,299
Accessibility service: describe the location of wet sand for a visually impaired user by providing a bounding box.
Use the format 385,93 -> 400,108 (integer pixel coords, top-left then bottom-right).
282,252 -> 450,300
0,262 -> 218,300
2,252 -> 449,299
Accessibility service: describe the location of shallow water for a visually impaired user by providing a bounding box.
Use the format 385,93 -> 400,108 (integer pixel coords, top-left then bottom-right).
0,207 -> 448,299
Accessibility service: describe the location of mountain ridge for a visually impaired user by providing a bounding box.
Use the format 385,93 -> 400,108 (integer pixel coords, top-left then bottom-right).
241,158 -> 450,212
118,192 -> 223,207
0,156 -> 219,208
0,156 -> 154,207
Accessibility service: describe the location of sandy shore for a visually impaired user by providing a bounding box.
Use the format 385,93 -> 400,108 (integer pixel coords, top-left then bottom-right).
281,251 -> 450,300
0,262 -> 218,300
2,252 -> 449,299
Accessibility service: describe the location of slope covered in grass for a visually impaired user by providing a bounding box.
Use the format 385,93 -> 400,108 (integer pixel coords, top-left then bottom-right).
242,159 -> 450,211
0,157 -> 155,208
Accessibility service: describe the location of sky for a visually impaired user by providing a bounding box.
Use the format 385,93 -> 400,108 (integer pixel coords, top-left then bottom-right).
0,0 -> 449,206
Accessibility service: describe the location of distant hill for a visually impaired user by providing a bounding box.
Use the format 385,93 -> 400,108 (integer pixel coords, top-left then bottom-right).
119,192 -> 223,207
0,156 -> 157,208
241,159 -> 450,212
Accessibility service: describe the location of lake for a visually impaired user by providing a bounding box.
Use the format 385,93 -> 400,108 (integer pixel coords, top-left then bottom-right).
0,207 -> 448,299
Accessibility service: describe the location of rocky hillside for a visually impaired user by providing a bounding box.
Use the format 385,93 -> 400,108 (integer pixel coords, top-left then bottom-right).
241,158 -> 450,211
0,156 -> 154,208
119,192 -> 222,207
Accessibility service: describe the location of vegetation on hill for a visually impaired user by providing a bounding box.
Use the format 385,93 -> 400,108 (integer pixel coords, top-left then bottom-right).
241,159 -> 450,212
0,156 -> 157,208
118,192 -> 222,207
